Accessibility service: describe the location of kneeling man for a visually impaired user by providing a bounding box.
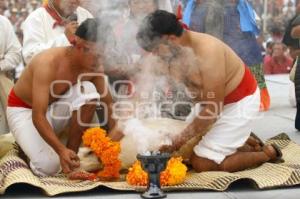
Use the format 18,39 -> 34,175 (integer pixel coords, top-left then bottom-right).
137,10 -> 282,172
6,19 -> 120,176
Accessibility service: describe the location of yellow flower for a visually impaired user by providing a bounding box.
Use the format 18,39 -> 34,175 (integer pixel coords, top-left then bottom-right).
161,157 -> 187,186
126,157 -> 187,186
126,161 -> 148,186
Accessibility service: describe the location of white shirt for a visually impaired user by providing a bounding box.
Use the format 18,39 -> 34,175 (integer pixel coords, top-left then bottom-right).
158,0 -> 173,12
22,7 -> 93,64
0,15 -> 22,71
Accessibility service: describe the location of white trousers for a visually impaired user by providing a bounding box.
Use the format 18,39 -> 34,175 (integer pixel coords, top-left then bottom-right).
6,81 -> 100,176
189,88 -> 260,164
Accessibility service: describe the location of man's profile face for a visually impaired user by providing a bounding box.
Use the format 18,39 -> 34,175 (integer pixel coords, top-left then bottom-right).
153,39 -> 179,63
272,44 -> 284,57
78,41 -> 103,72
57,0 -> 79,16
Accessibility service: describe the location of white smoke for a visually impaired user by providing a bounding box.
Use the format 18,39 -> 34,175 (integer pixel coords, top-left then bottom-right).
81,0 -> 200,121
123,118 -> 172,153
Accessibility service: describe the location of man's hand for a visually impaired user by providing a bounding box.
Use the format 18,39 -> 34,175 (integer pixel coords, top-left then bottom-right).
58,148 -> 80,174
159,144 -> 177,153
108,127 -> 124,142
159,136 -> 184,153
64,21 -> 78,42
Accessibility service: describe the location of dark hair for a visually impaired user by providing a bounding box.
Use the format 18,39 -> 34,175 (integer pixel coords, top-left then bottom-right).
136,10 -> 184,51
266,41 -> 274,49
75,18 -> 112,46
75,18 -> 98,42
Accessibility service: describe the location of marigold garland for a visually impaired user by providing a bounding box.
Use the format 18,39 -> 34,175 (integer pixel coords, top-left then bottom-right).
126,157 -> 188,186
82,127 -> 121,180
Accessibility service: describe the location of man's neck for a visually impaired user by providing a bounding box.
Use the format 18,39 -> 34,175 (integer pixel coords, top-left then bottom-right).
66,47 -> 82,71
178,30 -> 192,47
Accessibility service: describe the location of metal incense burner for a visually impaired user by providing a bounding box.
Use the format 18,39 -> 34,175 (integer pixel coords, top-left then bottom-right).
137,151 -> 171,199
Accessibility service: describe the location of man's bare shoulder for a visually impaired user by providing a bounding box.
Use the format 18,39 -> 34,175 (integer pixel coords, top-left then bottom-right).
28,47 -> 67,79
189,31 -> 225,55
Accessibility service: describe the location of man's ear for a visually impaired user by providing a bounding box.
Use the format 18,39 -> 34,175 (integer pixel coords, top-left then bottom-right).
168,35 -> 178,41
74,37 -> 85,49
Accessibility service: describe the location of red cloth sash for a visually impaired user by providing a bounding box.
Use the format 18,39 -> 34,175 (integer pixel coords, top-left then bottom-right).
7,89 -> 32,109
44,4 -> 64,28
176,3 -> 189,30
224,66 -> 257,105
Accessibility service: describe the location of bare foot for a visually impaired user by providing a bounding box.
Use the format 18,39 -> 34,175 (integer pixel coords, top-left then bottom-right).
68,170 -> 97,181
247,136 -> 260,147
263,145 -> 278,161
249,133 -> 265,147
246,134 -> 264,152
254,145 -> 262,152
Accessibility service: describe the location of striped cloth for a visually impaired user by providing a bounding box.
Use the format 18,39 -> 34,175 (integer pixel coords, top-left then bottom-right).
1,134 -> 300,196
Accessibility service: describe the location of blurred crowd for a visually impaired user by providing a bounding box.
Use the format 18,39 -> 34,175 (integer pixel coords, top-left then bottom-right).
0,0 -> 298,79
0,0 -> 42,41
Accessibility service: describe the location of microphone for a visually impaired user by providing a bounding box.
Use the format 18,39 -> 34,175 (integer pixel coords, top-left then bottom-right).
67,13 -> 78,22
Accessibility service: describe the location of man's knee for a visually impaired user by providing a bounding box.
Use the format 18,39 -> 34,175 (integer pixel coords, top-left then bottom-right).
30,155 -> 61,176
190,153 -> 220,172
191,157 -> 225,172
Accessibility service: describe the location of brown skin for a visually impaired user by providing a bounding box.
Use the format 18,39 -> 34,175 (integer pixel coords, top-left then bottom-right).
13,37 -> 121,174
53,0 -> 80,18
271,43 -> 289,62
157,31 -> 277,172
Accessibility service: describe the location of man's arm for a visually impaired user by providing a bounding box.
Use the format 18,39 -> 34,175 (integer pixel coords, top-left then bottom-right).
31,61 -> 79,173
31,63 -> 65,154
162,47 -> 226,151
0,16 -> 22,71
92,74 -> 123,141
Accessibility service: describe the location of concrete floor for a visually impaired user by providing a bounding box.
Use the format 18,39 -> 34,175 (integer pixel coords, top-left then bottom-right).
2,74 -> 300,199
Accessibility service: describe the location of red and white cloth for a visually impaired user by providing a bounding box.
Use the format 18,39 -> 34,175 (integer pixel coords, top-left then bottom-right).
187,66 -> 260,164
6,81 -> 100,176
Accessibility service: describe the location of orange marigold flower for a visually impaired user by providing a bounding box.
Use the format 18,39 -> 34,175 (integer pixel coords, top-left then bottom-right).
82,127 -> 121,180
126,161 -> 148,186
126,157 -> 187,186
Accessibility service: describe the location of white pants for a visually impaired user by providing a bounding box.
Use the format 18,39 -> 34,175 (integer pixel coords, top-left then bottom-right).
189,88 -> 260,164
6,81 -> 100,176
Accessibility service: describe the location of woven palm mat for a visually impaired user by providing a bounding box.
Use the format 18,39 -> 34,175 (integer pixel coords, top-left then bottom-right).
1,133 -> 300,196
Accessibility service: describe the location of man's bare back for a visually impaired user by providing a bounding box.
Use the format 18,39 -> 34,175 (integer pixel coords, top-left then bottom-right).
136,10 -> 280,173
167,31 -> 245,103
182,31 -> 245,100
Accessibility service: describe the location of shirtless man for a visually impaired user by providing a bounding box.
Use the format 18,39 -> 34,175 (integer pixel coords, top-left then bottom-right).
137,10 -> 282,172
6,19 -> 121,176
